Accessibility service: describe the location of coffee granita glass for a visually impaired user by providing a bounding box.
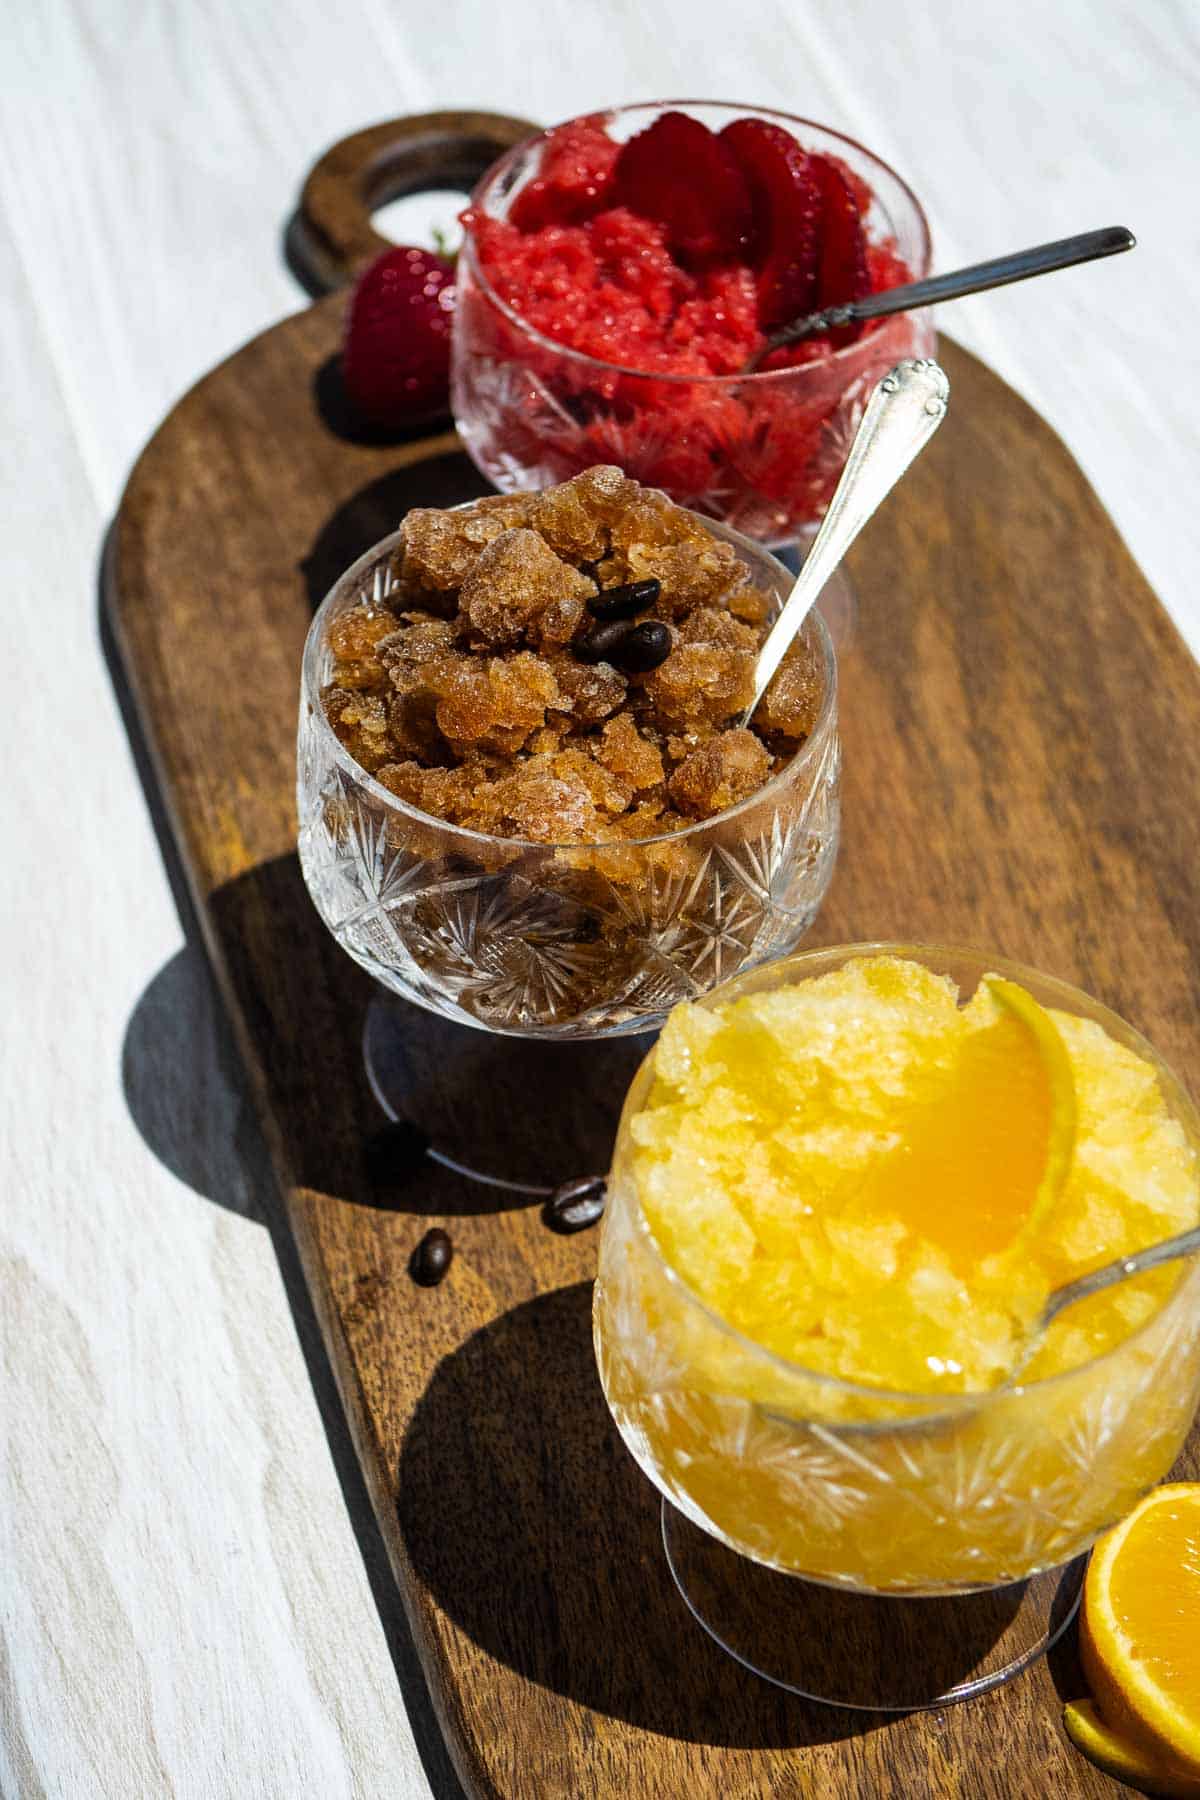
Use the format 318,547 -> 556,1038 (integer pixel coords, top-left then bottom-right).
298,467 -> 841,1042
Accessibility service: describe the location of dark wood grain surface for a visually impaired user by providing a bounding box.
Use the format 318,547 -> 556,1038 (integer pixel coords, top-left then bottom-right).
105,292 -> 1199,1799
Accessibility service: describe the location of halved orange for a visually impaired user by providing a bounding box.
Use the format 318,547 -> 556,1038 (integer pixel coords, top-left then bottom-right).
1064,1700 -> 1200,1797
1079,1484 -> 1200,1779
853,973 -> 1077,1270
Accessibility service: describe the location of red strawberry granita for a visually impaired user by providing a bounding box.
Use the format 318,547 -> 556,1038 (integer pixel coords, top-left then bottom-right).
451,103 -> 933,543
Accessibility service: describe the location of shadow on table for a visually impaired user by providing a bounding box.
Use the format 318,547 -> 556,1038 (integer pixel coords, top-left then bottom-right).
119,851 -> 652,1220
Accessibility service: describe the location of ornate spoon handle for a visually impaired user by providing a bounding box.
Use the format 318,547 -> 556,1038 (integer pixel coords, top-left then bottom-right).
744,358 -> 949,721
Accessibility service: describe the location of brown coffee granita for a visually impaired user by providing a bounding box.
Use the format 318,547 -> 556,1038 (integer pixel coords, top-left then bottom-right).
321,467 -> 823,845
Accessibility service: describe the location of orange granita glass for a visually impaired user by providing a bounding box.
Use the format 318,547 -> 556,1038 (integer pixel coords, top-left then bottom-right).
595,946 -> 1200,1600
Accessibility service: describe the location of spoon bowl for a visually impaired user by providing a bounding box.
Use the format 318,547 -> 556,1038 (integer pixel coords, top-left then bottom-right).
1004,1221 -> 1200,1388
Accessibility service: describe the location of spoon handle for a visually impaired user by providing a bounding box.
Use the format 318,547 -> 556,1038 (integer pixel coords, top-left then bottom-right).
744,358 -> 949,721
762,225 -> 1135,354
1040,1222 -> 1200,1333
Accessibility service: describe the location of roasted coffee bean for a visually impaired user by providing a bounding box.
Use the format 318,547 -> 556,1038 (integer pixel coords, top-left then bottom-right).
410,1227 -> 453,1286
612,620 -> 672,673
573,618 -> 635,664
365,1119 -> 430,1185
543,1175 -> 607,1234
587,578 -> 661,620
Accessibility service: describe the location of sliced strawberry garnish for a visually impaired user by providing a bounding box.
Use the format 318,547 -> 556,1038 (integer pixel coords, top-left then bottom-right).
819,151 -> 873,216
610,111 -> 752,266
510,117 -> 619,230
811,154 -> 870,342
719,118 -> 822,331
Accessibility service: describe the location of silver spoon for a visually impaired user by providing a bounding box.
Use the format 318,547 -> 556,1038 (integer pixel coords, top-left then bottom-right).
742,356 -> 949,724
1006,1221 -> 1200,1386
751,225 -> 1135,364
828,1225 -> 1200,1435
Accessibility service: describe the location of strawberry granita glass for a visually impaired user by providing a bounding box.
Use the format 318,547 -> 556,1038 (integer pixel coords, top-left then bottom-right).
452,102 -> 934,545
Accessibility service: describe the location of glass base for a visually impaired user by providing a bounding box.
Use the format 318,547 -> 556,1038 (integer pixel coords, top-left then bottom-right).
661,1499 -> 1084,1711
362,994 -> 655,1200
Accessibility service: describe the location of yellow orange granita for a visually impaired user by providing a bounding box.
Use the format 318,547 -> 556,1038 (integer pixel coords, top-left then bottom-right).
631,955 -> 1197,1394
595,952 -> 1200,1590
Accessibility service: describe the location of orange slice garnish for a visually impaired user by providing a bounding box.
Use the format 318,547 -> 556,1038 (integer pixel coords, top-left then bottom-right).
853,974 -> 1076,1270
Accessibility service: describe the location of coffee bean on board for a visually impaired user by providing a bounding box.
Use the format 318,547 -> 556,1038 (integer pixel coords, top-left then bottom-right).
543,1175 -> 608,1234
411,1227 -> 453,1286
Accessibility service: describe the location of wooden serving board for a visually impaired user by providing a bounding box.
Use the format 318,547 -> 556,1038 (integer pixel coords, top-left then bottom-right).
106,286 -> 1200,1797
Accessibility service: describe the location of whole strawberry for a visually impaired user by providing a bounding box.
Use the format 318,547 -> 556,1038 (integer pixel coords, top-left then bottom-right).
341,245 -> 455,427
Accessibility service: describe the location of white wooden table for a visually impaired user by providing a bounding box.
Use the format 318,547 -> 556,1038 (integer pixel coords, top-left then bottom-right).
3,3 -> 1197,1794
